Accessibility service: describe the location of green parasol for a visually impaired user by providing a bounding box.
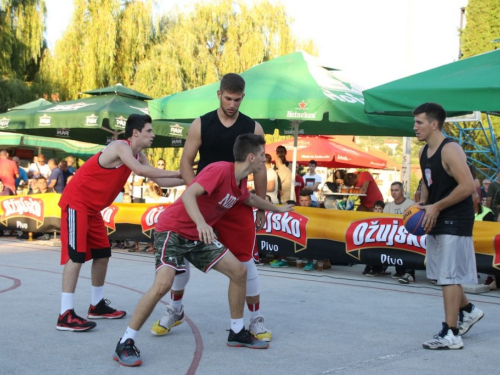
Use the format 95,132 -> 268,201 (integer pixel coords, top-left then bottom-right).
0,84 -> 188,146
363,49 -> 500,116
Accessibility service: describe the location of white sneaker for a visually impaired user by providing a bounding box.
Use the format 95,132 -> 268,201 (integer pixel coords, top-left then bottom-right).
458,305 -> 484,336
150,305 -> 184,336
423,328 -> 463,350
249,315 -> 272,342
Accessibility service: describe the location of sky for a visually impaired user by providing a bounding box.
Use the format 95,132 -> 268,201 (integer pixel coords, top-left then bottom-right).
44,0 -> 469,89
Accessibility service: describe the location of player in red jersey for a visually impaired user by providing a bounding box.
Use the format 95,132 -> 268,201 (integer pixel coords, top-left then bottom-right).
113,134 -> 293,366
56,114 -> 183,332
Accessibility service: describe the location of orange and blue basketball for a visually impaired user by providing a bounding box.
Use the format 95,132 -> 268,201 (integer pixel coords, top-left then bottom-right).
403,206 -> 426,236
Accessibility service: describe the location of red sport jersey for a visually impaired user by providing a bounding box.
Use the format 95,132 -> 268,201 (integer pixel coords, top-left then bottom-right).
155,162 -> 250,240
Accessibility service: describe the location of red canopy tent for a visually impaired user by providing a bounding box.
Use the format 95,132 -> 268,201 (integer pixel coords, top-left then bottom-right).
265,136 -> 387,169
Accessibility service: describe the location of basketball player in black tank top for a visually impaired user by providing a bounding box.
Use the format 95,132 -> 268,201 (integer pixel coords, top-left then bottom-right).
414,103 -> 483,350
150,73 -> 273,343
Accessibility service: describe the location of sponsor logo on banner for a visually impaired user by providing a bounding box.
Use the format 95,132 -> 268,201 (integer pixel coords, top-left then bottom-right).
169,124 -> 184,137
101,205 -> 119,234
85,114 -> 99,126
286,99 -> 317,119
115,116 -> 127,128
0,117 -> 10,128
56,128 -> 70,137
43,102 -> 95,112
256,210 -> 309,252
171,138 -> 183,146
345,218 -> 426,260
140,205 -> 166,238
493,234 -> 500,270
0,197 -> 44,228
38,114 -> 52,127
322,89 -> 364,105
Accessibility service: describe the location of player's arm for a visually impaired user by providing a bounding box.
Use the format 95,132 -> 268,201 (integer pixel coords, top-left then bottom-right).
420,143 -> 475,231
180,118 -> 202,186
136,153 -> 184,187
252,122 -> 267,230
109,142 -> 181,179
181,182 -> 216,244
244,193 -> 294,213
417,148 -> 429,205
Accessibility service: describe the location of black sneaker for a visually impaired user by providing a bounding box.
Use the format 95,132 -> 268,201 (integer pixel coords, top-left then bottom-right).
227,328 -> 269,349
88,299 -> 126,319
57,309 -> 96,332
113,338 -> 142,366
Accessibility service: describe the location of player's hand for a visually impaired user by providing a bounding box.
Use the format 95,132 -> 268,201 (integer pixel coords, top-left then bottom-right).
277,204 -> 294,213
255,209 -> 266,231
197,222 -> 216,244
418,203 -> 439,233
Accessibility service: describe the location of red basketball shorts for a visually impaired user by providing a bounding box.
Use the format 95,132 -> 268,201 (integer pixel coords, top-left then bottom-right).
60,204 -> 111,265
213,203 -> 257,262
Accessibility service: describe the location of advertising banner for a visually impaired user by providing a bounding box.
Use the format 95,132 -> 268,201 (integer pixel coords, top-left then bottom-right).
1,194 -> 499,274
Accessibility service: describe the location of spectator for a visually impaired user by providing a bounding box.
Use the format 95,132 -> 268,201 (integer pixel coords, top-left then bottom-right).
145,182 -> 169,204
0,149 -> 19,193
48,159 -> 66,194
155,159 -> 170,197
30,176 -> 54,194
480,178 -> 491,204
66,155 -> 77,174
0,178 -> 15,196
363,200 -> 387,276
275,155 -> 293,203
276,145 -> 292,171
264,154 -> 279,204
383,181 -> 416,284
294,163 -> 305,203
59,161 -> 74,185
286,200 -> 296,206
28,153 -> 51,180
486,170 -> 500,220
127,172 -> 145,203
344,171 -> 383,212
333,169 -> 346,188
302,160 -> 322,207
12,156 -> 28,192
298,189 -> 313,207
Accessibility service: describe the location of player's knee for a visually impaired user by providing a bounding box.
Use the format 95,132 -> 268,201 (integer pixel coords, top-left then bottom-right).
232,263 -> 247,284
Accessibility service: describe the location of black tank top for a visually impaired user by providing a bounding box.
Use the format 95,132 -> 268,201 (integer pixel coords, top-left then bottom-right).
420,138 -> 474,236
197,110 -> 255,174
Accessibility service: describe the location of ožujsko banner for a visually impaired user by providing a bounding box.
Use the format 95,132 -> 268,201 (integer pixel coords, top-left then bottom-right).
1,194 -> 499,274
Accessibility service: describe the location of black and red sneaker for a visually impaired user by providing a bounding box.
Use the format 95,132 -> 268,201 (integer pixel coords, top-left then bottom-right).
57,309 -> 97,332
113,338 -> 142,366
88,299 -> 126,319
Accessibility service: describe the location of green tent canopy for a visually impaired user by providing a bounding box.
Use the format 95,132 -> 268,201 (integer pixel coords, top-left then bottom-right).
363,49 -> 500,116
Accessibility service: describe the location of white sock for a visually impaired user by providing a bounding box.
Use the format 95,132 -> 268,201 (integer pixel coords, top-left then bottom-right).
61,292 -> 74,315
231,318 -> 244,334
120,327 -> 138,343
91,286 -> 104,306
171,298 -> 183,312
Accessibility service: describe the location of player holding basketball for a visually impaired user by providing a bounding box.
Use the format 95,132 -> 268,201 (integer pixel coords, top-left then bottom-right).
414,102 -> 483,350
150,73 -> 272,341
56,114 -> 183,332
113,134 -> 293,366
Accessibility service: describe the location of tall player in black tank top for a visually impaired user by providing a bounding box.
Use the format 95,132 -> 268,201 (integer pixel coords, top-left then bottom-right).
414,102 -> 483,350
150,73 -> 273,342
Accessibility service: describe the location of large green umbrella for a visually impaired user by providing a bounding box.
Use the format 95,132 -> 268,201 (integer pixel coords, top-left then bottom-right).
0,132 -> 103,160
363,49 -> 500,116
9,98 -> 53,111
0,84 -> 188,146
149,51 -> 415,137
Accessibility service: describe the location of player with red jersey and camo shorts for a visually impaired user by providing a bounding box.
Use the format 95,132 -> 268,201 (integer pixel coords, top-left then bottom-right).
56,114 -> 183,332
113,134 -> 293,366
150,73 -> 272,341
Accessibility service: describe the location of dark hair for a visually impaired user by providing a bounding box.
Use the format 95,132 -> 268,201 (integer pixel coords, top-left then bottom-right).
276,145 -> 287,154
233,133 -> 265,162
334,169 -> 346,180
373,200 -> 385,208
391,181 -> 404,189
344,173 -> 357,186
299,189 -> 312,197
265,154 -> 272,163
286,200 -> 297,206
412,102 -> 446,130
220,73 -> 245,93
125,114 -> 152,138
309,160 -> 317,167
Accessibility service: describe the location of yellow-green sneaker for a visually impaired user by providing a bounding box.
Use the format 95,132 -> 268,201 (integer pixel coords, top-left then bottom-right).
150,305 -> 184,336
249,315 -> 272,342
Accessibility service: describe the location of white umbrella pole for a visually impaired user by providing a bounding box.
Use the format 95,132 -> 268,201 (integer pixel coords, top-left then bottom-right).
290,121 -> 299,201
401,136 -> 411,198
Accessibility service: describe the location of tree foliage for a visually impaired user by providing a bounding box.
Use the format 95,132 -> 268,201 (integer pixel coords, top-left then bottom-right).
461,0 -> 500,59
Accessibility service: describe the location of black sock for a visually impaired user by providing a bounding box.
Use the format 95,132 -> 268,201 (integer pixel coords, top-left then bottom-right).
460,303 -> 473,313
450,327 -> 459,336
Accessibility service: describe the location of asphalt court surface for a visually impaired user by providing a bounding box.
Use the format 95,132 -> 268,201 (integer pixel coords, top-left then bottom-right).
1,237 -> 500,375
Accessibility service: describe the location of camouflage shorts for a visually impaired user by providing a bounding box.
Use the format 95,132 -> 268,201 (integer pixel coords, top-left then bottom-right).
153,231 -> 228,273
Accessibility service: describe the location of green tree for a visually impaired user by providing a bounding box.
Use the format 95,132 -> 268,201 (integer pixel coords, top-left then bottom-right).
461,0 -> 500,59
0,0 -> 46,79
